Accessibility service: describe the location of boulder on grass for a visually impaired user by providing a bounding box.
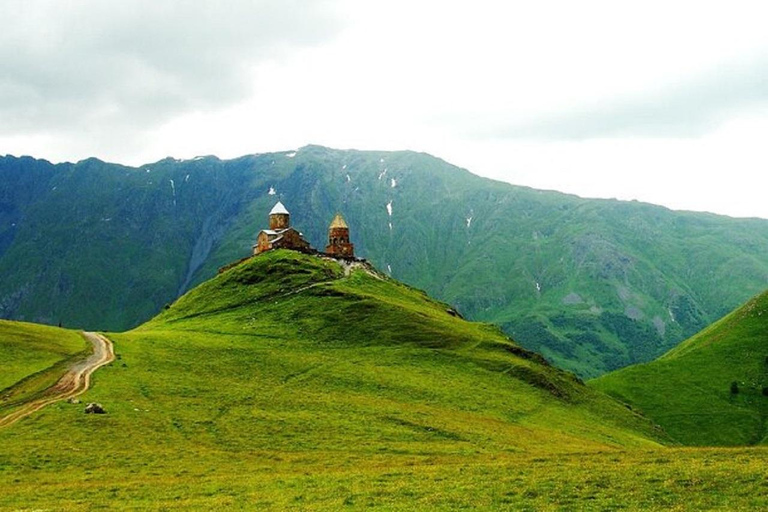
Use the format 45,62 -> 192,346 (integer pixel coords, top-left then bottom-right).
85,403 -> 106,414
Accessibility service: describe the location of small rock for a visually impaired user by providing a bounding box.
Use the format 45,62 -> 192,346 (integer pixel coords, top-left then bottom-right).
67,398 -> 81,404
85,403 -> 106,414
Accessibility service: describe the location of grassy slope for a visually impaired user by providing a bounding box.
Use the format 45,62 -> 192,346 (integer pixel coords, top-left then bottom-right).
0,320 -> 87,414
135,250 -> 663,452
591,289 -> 768,446
0,319 -> 86,391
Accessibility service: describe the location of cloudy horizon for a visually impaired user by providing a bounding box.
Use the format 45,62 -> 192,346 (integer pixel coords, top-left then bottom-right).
2,0 -> 768,219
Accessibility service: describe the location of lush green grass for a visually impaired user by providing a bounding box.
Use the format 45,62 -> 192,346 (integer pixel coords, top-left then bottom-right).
3,445 -> 768,510
0,320 -> 87,413
591,289 -> 768,446
135,251 -> 663,451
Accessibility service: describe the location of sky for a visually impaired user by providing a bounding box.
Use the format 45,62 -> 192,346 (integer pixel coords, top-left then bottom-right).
2,0 -> 768,218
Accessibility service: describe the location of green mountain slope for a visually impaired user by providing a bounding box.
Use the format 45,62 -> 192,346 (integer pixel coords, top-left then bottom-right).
3,146 -> 768,377
135,250 -> 663,451
0,250 -> 684,509
0,320 -> 87,414
591,289 -> 768,445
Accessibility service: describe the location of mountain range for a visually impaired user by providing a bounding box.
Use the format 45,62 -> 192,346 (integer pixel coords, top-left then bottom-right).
3,145 -> 768,377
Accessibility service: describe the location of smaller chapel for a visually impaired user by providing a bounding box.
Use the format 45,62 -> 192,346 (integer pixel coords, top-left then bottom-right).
325,213 -> 354,257
253,202 -> 356,259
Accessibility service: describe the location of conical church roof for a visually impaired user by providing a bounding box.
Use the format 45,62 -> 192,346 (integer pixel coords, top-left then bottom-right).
270,201 -> 289,215
329,213 -> 348,229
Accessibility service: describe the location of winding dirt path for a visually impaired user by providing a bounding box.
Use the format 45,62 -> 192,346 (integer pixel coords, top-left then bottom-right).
0,332 -> 115,428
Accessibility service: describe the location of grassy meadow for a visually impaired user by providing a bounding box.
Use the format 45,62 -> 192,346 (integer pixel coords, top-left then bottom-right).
2,251 -> 768,509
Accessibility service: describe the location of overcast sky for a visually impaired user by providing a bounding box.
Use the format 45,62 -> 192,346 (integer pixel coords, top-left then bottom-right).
2,0 -> 768,218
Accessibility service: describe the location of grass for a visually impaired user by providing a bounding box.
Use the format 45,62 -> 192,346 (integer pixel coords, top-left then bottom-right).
591,289 -> 768,446
0,320 -> 87,414
3,447 -> 768,510
1,251 -> 766,509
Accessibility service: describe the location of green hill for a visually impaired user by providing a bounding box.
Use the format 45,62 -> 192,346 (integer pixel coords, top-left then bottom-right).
591,289 -> 768,446
0,320 -> 87,415
4,146 -> 768,377
125,250 -> 668,453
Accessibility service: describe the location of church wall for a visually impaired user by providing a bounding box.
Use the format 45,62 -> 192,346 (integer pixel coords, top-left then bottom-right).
254,232 -> 273,255
326,227 -> 354,256
270,213 -> 290,230
275,229 -> 311,251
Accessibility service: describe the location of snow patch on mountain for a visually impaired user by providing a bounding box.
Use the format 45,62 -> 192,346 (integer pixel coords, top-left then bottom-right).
169,180 -> 176,205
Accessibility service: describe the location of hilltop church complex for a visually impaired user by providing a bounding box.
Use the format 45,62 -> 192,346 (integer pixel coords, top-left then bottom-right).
254,201 -> 356,259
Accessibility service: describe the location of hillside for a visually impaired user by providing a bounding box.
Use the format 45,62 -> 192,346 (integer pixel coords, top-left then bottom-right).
5,251 -> 768,509
0,320 -> 87,416
591,289 -> 768,446
135,250 -> 664,451
3,146 -> 768,377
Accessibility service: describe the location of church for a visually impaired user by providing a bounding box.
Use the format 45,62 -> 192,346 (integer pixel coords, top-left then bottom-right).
253,202 -> 311,254
253,201 -> 355,258
325,213 -> 354,257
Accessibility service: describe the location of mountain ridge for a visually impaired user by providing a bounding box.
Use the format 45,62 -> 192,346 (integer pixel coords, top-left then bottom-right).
3,145 -> 768,377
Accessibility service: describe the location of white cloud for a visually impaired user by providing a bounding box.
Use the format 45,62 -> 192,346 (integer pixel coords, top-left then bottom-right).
2,0 -> 768,218
0,0 -> 342,134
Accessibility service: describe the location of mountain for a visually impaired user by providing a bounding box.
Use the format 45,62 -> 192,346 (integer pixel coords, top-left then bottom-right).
591,289 -> 768,445
1,250 -> 683,509
3,145 -> 768,377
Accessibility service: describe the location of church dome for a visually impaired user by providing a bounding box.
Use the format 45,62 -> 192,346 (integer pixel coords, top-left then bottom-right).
270,201 -> 290,215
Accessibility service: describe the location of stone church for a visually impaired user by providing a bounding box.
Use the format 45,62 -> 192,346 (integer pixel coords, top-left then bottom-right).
253,202 -> 355,258
253,202 -> 311,255
325,213 -> 354,257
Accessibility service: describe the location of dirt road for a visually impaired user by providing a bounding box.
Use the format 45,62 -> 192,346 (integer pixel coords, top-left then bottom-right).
0,332 -> 115,428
